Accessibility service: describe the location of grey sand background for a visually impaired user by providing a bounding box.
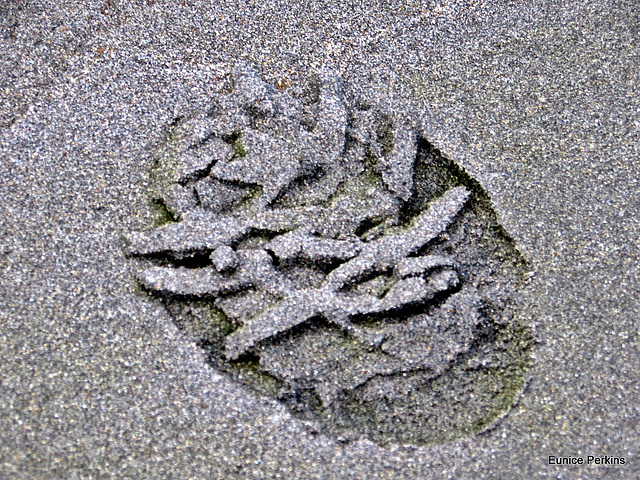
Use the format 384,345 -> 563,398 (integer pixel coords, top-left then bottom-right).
1,0 -> 639,478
